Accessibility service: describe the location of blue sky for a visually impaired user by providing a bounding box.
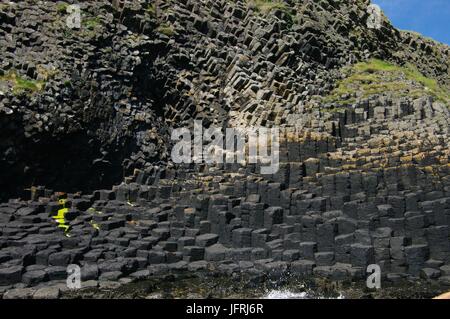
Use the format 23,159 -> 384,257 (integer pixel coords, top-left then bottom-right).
373,0 -> 450,45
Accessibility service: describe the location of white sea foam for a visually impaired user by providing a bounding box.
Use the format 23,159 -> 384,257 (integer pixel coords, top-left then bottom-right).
263,289 -> 345,299
263,290 -> 309,299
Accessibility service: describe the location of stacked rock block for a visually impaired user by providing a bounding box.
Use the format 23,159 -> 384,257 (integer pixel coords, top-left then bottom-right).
1,0 -> 450,296
2,95 -> 450,291
1,144 -> 450,292
2,0 -> 449,201
0,0 -> 172,200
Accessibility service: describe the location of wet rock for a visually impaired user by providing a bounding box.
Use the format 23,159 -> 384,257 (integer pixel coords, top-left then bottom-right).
99,281 -> 121,290
81,264 -> 99,281
81,280 -> 99,289
22,270 -> 47,286
438,276 -> 450,286
33,286 -> 60,299
195,233 -> 219,247
291,260 -> 316,276
0,0 -> 450,298
3,288 -> 36,299
0,265 -> 23,286
99,271 -> 123,281
46,266 -> 67,281
263,261 -> 289,278
48,252 -> 72,267
420,268 -> 441,280
188,261 -> 209,271
440,265 -> 450,276
350,244 -> 374,267
129,270 -> 150,280
315,252 -> 335,266
205,244 -> 229,261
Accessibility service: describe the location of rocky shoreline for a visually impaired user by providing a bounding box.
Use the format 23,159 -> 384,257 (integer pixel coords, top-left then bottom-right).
1,0 -> 450,300
1,151 -> 450,299
2,268 -> 448,299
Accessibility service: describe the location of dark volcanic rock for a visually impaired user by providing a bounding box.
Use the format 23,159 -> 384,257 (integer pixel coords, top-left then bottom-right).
0,266 -> 23,286
0,0 -> 450,298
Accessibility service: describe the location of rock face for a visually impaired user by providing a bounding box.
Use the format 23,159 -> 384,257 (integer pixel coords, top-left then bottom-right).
0,0 -> 450,296
0,1 -> 171,200
1,0 -> 449,200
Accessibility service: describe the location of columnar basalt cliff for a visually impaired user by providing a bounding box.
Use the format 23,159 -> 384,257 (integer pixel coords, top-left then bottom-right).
0,0 -> 450,298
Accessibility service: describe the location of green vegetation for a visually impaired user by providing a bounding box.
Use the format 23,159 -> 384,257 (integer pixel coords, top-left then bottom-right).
56,2 -> 68,14
0,2 -> 11,12
322,59 -> 450,107
146,3 -> 157,17
0,71 -> 45,95
36,65 -> 58,81
62,28 -> 73,38
156,23 -> 175,36
146,3 -> 174,18
249,0 -> 297,26
83,17 -> 101,30
250,0 -> 287,14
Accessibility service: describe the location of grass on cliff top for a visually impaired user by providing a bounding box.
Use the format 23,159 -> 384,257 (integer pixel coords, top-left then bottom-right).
0,2 -> 14,12
83,17 -> 102,30
56,2 -> 69,14
146,3 -> 157,17
0,72 -> 45,95
323,59 -> 450,107
250,0 -> 288,13
156,23 -> 175,36
248,0 -> 297,26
